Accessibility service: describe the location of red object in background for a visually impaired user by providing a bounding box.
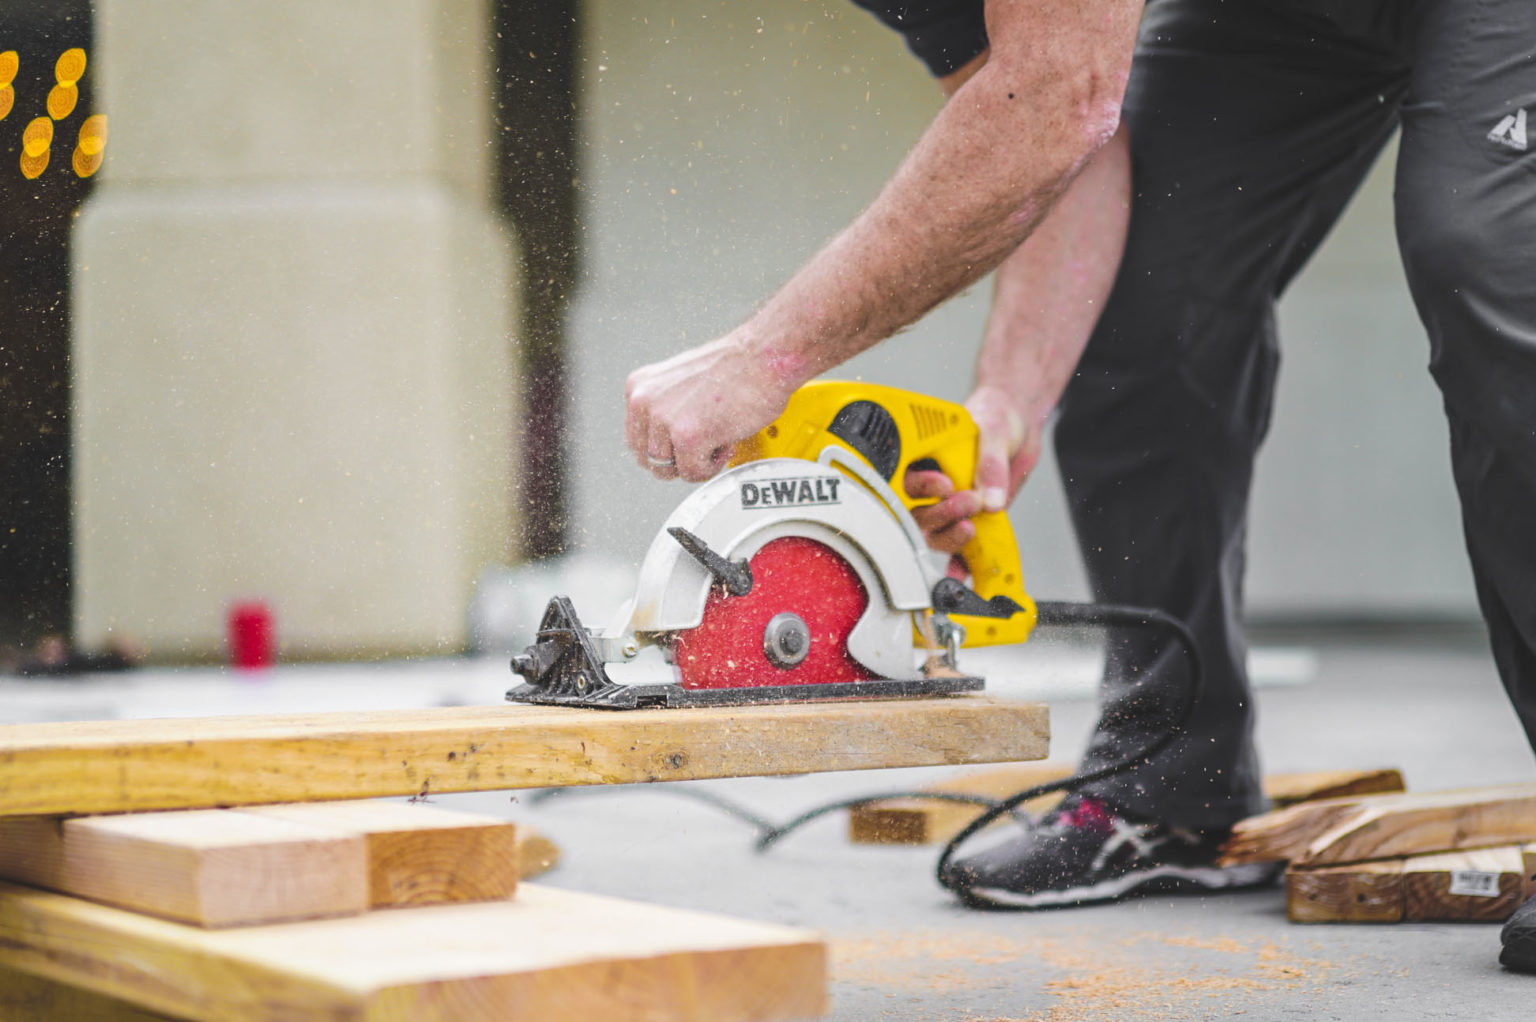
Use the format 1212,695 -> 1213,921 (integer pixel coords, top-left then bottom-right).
228,601 -> 274,669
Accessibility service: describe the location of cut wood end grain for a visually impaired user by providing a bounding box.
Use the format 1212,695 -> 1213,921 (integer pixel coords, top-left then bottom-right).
244,802 -> 519,907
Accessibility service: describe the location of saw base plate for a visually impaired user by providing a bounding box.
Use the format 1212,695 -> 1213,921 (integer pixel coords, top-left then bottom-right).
507,674 -> 984,710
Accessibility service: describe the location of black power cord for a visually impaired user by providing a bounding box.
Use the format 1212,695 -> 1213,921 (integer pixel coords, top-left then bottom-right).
933,599 -> 1203,907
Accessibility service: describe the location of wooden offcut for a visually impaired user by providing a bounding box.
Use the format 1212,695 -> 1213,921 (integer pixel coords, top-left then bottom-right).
1221,784 -> 1536,867
1287,845 -> 1530,924
1286,859 -> 1404,924
0,811 -> 368,928
243,801 -> 519,907
1262,768 -> 1405,807
847,764 -> 1405,847
0,696 -> 1048,818
0,881 -> 826,1021
1402,846 -> 1527,922
847,762 -> 1075,845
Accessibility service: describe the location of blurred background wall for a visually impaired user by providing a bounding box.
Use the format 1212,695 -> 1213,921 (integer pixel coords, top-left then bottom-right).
0,0 -> 1478,664
3,0 -> 531,662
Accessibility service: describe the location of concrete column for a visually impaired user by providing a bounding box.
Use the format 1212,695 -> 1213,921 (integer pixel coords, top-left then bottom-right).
73,0 -> 520,660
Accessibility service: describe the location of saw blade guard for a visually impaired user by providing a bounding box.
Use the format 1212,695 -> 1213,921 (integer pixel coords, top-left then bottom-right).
614,455 -> 935,680
732,379 -> 1037,646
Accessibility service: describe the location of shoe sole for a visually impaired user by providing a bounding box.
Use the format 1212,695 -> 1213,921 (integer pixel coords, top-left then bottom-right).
962,862 -> 1280,909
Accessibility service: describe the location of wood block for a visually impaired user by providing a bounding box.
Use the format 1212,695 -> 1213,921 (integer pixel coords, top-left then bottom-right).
1402,846 -> 1527,923
1221,784 -> 1536,867
0,964 -> 172,1021
243,801 -> 518,907
0,811 -> 368,927
0,880 -> 827,1021
1286,860 -> 1404,924
1525,842 -> 1536,899
846,764 -> 1404,847
1263,768 -> 1405,808
1287,846 -> 1530,924
847,762 -> 1075,845
0,696 -> 1049,817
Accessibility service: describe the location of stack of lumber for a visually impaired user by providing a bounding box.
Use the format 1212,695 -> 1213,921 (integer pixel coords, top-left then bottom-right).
1218,783 -> 1536,924
0,800 -> 824,1020
0,694 -> 1051,1018
847,764 -> 1405,846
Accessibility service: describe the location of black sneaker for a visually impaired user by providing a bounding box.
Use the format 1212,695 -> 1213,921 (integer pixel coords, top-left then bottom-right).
942,794 -> 1279,909
1500,893 -> 1536,973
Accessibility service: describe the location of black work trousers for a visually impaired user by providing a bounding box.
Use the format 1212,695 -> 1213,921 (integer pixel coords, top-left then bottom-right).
1062,0 -> 1536,828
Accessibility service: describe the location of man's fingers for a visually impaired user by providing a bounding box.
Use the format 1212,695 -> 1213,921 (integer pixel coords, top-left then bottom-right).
904,468 -> 955,501
912,491 -> 980,554
927,517 -> 976,555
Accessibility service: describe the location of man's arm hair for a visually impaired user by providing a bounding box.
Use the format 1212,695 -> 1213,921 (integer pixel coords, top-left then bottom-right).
731,0 -> 1141,387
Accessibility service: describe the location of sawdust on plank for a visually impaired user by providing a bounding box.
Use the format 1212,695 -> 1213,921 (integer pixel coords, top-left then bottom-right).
831,928 -> 1336,1021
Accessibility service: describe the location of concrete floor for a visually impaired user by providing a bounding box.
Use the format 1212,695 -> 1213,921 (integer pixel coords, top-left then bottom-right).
4,630 -> 1533,1020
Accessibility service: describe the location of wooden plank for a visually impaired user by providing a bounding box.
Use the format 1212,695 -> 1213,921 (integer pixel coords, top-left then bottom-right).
243,802 -> 518,907
0,696 -> 1048,818
1402,846 -> 1527,923
847,764 -> 1404,847
1286,859 -> 1404,924
1221,784 -> 1536,867
0,811 -> 368,927
1263,768 -> 1405,808
0,964 -> 172,1022
0,880 -> 827,1021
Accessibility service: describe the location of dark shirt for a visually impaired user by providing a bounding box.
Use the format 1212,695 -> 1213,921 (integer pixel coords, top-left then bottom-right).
849,0 -> 988,77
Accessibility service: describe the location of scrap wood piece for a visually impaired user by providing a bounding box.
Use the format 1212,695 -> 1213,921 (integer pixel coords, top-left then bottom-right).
0,880 -> 827,1022
1263,768 -> 1405,808
1286,859 -> 1404,924
243,801 -> 518,907
1288,845 -> 1530,924
0,810 -> 368,928
848,762 -> 1075,845
0,696 -> 1048,818
1402,846 -> 1528,922
0,964 -> 171,1022
848,764 -> 1405,847
1220,784 -> 1536,867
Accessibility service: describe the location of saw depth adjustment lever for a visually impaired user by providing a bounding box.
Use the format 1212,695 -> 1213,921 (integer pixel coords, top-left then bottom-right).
667,527 -> 752,596
929,577 -> 1028,620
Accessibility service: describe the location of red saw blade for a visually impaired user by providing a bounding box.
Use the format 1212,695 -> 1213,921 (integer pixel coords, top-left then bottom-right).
672,535 -> 879,690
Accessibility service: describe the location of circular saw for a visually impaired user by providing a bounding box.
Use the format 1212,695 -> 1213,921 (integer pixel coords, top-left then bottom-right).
508,381 -> 1038,709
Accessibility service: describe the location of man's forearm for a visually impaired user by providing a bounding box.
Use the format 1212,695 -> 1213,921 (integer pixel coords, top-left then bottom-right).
731,0 -> 1141,390
974,121 -> 1132,440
